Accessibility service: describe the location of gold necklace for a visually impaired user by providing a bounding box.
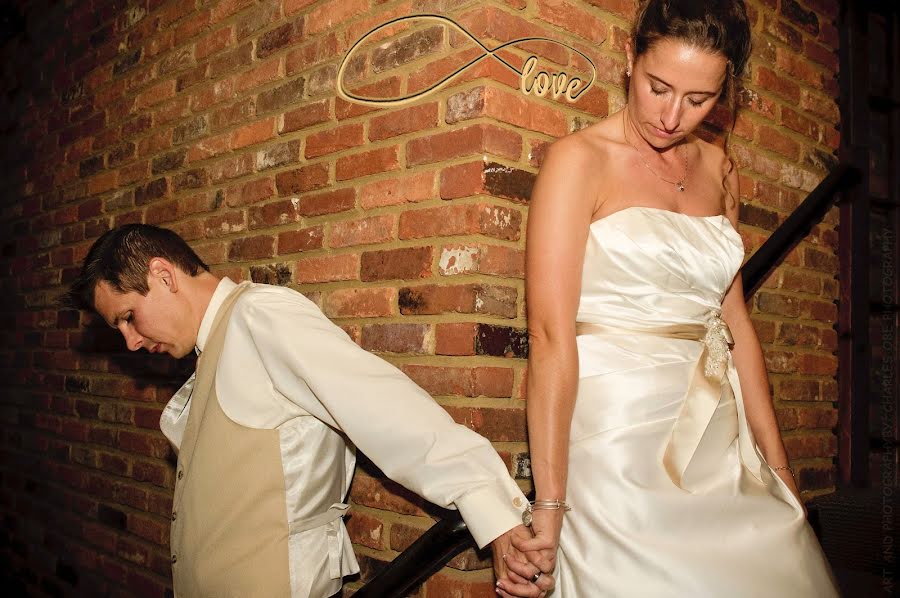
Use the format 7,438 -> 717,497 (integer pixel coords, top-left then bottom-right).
622,112 -> 690,192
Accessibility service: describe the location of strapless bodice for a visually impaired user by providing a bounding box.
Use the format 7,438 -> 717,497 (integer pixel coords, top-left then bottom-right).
577,206 -> 744,329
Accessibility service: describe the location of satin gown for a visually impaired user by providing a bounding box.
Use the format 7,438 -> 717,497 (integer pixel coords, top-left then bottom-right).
555,206 -> 839,597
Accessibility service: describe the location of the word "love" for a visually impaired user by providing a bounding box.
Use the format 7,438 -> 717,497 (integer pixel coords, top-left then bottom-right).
520,55 -> 588,101
337,14 -> 598,108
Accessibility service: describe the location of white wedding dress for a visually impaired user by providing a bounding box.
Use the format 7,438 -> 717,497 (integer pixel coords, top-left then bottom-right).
555,206 -> 839,596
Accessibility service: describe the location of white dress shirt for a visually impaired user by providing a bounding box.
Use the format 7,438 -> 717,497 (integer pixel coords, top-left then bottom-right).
161,278 -> 527,596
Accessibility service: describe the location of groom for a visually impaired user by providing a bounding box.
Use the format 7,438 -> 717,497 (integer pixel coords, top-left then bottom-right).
66,224 -> 552,597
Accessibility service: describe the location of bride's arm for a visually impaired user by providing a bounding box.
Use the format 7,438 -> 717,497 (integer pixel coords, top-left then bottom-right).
720,169 -> 805,507
513,136 -> 599,560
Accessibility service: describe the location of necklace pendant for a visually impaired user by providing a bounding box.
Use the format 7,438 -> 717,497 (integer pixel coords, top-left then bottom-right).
677,182 -> 685,192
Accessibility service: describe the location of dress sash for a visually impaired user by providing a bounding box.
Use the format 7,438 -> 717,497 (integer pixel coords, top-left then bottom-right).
576,312 -> 764,491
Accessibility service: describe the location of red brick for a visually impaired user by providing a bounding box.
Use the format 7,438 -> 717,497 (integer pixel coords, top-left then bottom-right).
228,234 -> 275,261
284,0 -> 317,16
537,0 -> 608,44
754,66 -> 800,102
447,86 -> 568,137
305,123 -> 365,158
360,323 -> 429,354
359,171 -> 435,208
436,322 -> 477,356
407,124 -> 522,166
781,107 -> 823,140
127,513 -> 168,545
398,283 -> 517,318
800,88 -> 839,122
334,75 -> 399,120
776,406 -> 837,431
758,126 -> 800,159
293,188 -> 356,217
136,79 -> 176,108
305,0 -> 368,35
88,171 -> 118,195
186,133 -> 231,163
423,572 -> 497,597
404,47 -> 487,96
158,46 -> 196,77
237,2 -> 281,41
278,226 -> 325,254
370,25 -> 443,74
390,521 -> 430,553
285,32 -> 340,76
210,0 -> 256,24
323,288 -> 395,318
360,246 -> 432,282
448,405 -> 526,441
369,102 -> 439,141
281,99 -> 331,133
174,9 -> 211,42
231,117 -> 276,149
804,38 -> 838,71
775,47 -> 822,87
233,56 -> 281,93
210,43 -> 253,79
474,367 -> 514,397
256,18 -> 304,59
146,199 -> 179,224
399,204 -> 522,241
402,364 -> 475,397
348,472 -> 428,516
330,215 -> 394,248
783,432 -> 836,459
191,79 -> 235,113
225,177 -> 276,207
335,146 -> 400,181
798,353 -> 837,376
211,97 -> 255,131
295,254 -> 359,283
118,431 -> 170,459
440,161 -> 485,199
345,510 -> 385,550
203,212 -> 247,237
276,163 -> 330,195
438,243 -> 525,277
248,199 -> 303,229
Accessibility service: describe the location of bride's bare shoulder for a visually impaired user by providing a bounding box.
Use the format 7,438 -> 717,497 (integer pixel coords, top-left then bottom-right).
692,135 -> 731,171
540,119 -> 619,175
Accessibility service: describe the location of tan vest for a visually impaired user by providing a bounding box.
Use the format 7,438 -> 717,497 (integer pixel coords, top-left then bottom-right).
170,284 -> 291,597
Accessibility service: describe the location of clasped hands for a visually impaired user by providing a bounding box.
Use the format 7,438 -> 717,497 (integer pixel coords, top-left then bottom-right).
492,509 -> 564,597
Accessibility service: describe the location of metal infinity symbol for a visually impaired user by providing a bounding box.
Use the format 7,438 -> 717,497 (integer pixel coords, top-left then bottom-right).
336,14 -> 598,107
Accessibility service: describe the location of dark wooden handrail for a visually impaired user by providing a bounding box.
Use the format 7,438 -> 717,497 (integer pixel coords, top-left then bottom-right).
353,514 -> 471,598
355,163 -> 862,597
741,164 -> 861,298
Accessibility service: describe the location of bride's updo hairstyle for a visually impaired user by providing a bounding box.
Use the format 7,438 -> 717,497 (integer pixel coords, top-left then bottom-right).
632,0 -> 752,103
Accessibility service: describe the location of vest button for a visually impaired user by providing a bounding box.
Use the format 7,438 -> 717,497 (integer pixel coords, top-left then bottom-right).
177,469 -> 184,480
171,511 -> 177,522
171,554 -> 177,564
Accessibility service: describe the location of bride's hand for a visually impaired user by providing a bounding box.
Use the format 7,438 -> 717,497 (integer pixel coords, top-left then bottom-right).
510,509 -> 563,573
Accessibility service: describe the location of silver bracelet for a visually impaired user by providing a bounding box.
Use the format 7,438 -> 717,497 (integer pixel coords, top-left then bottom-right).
771,465 -> 795,477
522,499 -> 572,527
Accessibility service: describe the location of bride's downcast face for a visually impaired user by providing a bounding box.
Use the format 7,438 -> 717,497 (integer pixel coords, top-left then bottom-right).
626,37 -> 728,149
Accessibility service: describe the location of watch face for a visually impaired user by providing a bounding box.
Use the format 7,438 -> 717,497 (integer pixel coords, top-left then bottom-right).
522,509 -> 533,527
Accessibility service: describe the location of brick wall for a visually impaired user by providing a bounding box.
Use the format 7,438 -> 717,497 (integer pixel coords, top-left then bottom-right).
0,0 -> 841,595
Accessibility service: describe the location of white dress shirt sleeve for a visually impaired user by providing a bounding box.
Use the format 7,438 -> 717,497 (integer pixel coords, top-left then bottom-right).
231,288 -> 527,548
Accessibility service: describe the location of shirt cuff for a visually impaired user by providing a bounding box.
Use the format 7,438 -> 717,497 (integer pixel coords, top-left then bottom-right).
454,477 -> 528,548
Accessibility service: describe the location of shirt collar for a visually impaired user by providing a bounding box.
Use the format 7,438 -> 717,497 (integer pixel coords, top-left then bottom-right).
195,277 -> 238,354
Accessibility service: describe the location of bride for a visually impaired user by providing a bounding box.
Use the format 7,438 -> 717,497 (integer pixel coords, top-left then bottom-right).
498,1 -> 841,596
